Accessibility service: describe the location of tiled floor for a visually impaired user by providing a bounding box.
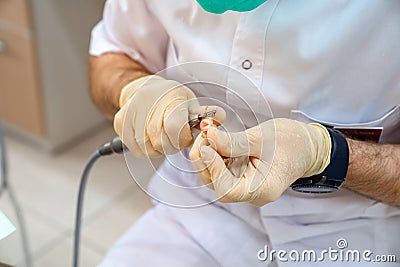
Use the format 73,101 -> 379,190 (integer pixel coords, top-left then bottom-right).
0,124 -> 163,266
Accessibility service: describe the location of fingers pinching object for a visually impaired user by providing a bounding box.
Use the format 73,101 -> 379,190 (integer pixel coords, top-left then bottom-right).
188,110 -> 217,128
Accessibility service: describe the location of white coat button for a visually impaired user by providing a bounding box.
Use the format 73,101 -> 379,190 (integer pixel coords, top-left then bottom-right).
242,59 -> 252,70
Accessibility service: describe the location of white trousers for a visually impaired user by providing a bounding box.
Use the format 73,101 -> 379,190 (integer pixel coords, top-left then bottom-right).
98,202 -> 399,267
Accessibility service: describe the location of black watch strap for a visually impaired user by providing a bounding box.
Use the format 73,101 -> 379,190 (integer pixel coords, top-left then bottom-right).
323,127 -> 349,183
291,126 -> 349,193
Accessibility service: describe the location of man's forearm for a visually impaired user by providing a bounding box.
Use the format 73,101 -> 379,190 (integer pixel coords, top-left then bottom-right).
344,139 -> 400,206
89,53 -> 151,120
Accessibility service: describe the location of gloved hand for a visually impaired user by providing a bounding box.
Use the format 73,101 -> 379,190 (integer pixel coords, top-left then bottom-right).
189,118 -> 331,206
114,75 -> 225,158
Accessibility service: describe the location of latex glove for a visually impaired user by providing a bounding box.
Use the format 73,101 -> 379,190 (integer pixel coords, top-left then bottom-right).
114,75 -> 225,158
189,118 -> 331,206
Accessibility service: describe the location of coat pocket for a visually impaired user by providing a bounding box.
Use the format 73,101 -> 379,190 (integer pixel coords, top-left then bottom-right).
290,105 -> 400,144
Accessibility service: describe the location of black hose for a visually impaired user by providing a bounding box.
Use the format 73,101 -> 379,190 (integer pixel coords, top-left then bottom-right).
73,151 -> 101,267
73,136 -> 126,267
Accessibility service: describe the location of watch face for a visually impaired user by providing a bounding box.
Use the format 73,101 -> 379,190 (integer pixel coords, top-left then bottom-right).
291,185 -> 338,194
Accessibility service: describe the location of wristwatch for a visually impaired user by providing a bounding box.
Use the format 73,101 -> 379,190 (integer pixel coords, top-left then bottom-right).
290,127 -> 349,193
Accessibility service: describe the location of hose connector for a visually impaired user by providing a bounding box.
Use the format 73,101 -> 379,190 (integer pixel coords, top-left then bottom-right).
98,136 -> 128,156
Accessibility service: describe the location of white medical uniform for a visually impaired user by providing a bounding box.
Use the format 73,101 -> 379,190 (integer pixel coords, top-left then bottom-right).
90,0 -> 400,266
